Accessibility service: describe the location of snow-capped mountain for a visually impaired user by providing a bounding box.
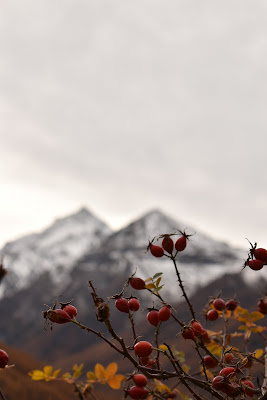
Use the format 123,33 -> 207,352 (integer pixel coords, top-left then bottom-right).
76,209 -> 254,301
0,207 -> 112,297
0,207 -> 266,361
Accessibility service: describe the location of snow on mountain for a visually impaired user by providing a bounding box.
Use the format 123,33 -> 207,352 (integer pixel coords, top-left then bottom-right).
0,207 -> 265,302
0,207 -> 112,297
84,209 -> 265,300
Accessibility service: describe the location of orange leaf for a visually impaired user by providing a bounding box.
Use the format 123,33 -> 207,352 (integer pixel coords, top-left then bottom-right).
94,364 -> 105,380
250,312 -> 264,322
105,363 -> 118,380
108,374 -> 125,389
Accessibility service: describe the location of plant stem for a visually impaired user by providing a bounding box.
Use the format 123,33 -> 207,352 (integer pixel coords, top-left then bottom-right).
0,388 -> 7,400
171,257 -> 195,320
128,312 -> 138,344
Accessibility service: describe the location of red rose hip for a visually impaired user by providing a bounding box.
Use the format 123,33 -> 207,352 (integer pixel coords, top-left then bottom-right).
149,243 -> 164,258
162,236 -> 174,254
158,305 -> 171,322
213,298 -> 225,311
128,386 -> 149,399
47,309 -> 72,324
132,374 -> 148,387
115,297 -> 129,313
225,299 -> 238,311
248,259 -> 264,271
129,277 -> 146,290
0,349 -> 8,368
242,379 -> 255,397
181,327 -> 195,341
190,321 -> 203,337
147,310 -> 160,327
204,355 -> 218,369
253,247 -> 267,263
134,341 -> 153,358
128,298 -> 140,311
175,236 -> 187,252
63,304 -> 77,318
207,309 -> 218,321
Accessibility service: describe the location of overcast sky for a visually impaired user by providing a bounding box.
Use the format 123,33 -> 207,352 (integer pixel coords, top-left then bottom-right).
1,0 -> 267,249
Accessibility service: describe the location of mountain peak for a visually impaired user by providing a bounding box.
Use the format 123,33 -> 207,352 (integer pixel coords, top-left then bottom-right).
0,207 -> 112,297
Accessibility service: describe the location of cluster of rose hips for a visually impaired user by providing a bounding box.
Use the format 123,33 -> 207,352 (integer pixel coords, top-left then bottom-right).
114,276 -> 172,327
206,297 -> 238,322
245,244 -> 267,271
130,342 -> 176,399
127,374 -> 149,399
0,349 -> 8,369
211,367 -> 255,397
147,305 -> 171,326
127,373 -> 176,399
148,232 -> 190,258
46,303 -> 78,324
181,320 -> 210,343
115,296 -> 140,313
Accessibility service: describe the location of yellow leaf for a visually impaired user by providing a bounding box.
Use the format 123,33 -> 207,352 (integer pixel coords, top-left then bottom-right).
146,283 -> 155,289
52,369 -> 61,378
43,366 -> 53,376
159,344 -> 168,352
94,363 -> 105,380
236,316 -> 249,323
29,370 -> 46,381
250,311 -> 264,322
145,277 -> 153,283
86,371 -> 96,381
235,306 -> 249,316
206,341 -> 222,357
108,374 -> 125,389
182,364 -> 190,374
62,372 -> 72,379
155,277 -> 161,286
255,349 -> 264,359
73,363 -> 84,378
238,325 -> 248,331
251,326 -> 265,333
105,363 -> 118,380
200,366 -> 214,380
154,379 -> 172,394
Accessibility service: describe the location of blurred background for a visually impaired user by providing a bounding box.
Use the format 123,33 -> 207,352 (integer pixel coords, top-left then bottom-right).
0,2 -> 267,399
1,0 -> 267,248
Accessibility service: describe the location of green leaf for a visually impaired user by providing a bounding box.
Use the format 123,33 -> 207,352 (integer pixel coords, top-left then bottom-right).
238,325 -> 248,331
153,272 -> 163,280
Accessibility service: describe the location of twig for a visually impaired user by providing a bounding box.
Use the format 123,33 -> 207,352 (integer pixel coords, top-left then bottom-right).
171,257 -> 195,320
70,319 -> 124,355
262,344 -> 267,395
73,382 -> 85,400
128,312 -> 138,344
0,388 -> 7,400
